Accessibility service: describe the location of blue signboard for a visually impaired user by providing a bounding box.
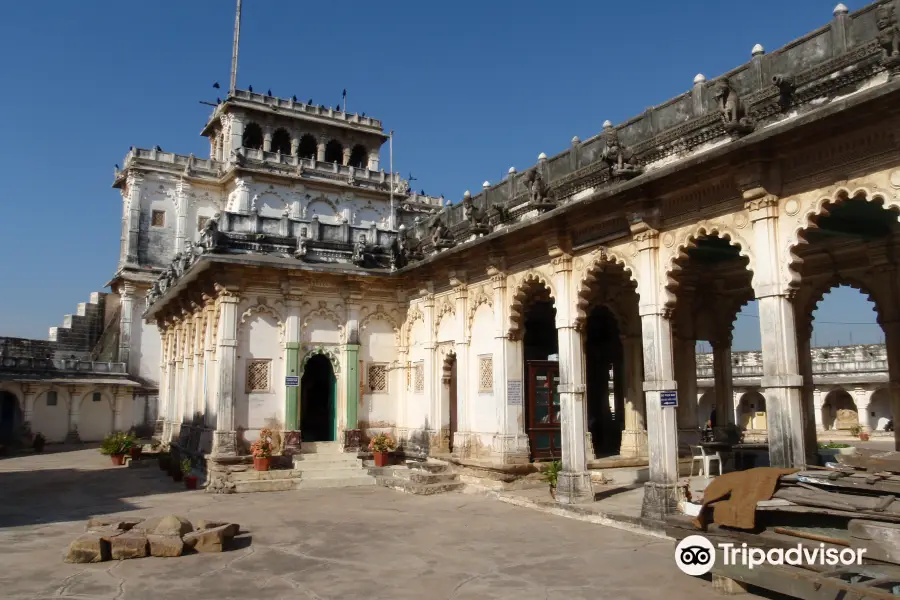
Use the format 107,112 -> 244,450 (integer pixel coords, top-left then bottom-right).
285,376 -> 300,387
661,390 -> 678,407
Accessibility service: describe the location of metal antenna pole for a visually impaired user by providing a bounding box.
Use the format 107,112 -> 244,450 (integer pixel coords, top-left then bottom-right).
229,0 -> 242,95
389,131 -> 395,230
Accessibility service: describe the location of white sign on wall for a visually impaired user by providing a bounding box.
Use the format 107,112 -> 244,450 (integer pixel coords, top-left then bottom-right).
507,380 -> 523,406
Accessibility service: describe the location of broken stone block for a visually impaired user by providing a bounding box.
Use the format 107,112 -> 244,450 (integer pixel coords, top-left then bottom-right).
65,533 -> 111,563
147,534 -> 184,557
86,517 -> 143,532
196,520 -> 239,537
131,516 -> 162,534
183,525 -> 229,553
153,515 -> 193,537
109,533 -> 149,560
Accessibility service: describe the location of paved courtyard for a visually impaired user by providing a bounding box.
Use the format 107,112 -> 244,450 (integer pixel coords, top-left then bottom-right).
0,448 -> 754,600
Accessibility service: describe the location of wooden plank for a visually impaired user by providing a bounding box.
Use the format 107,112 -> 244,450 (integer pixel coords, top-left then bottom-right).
849,519 -> 900,565
757,504 -> 900,523
774,487 -> 900,517
772,526 -> 851,547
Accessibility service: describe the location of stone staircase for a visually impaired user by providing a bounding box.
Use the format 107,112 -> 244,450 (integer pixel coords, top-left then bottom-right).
48,292 -> 108,359
370,459 -> 464,495
291,442 -> 376,489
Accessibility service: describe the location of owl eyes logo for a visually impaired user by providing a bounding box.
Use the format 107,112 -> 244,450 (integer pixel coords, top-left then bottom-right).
675,535 -> 716,576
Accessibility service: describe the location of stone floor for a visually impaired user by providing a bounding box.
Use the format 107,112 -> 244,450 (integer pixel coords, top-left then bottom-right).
0,447 -> 763,600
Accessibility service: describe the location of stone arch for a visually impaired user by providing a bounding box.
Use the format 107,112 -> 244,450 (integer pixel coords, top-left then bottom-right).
301,303 -> 344,343
737,390 -> 767,430
240,303 -> 286,343
324,139 -> 343,163
402,305 -> 425,347
271,127 -> 291,154
242,122 -> 263,150
434,299 -> 456,340
698,389 -> 716,429
870,387 -> 892,431
466,288 -> 493,343
787,186 -> 900,288
508,270 -> 556,339
0,382 -> 23,412
575,248 -> 640,333
665,222 -> 755,303
300,346 -> 341,374
78,388 -> 116,441
360,306 -> 401,346
348,144 -> 368,169
796,277 -> 884,338
822,387 -> 858,431
297,134 -> 317,159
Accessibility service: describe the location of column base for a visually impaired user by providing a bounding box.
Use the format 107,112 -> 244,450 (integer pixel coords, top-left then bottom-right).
342,429 -> 361,453
619,429 -> 648,458
211,430 -> 238,457
556,471 -> 594,504
640,481 -> 680,523
490,434 -> 531,465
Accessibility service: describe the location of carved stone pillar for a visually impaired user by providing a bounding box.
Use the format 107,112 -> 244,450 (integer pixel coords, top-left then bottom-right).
114,388 -> 129,432
631,219 -> 680,522
343,298 -> 362,452
674,336 -> 699,443
342,146 -> 351,166
420,291 -> 436,456
797,329 -> 820,465
316,141 -> 326,162
212,285 -> 240,456
367,151 -> 379,171
283,296 -> 302,455
854,387 -> 875,431
263,130 -> 272,153
23,386 -> 36,430
747,189 -> 806,469
67,387 -> 82,443
452,281 -> 469,456
124,173 -> 143,266
619,334 -> 648,458
711,339 -> 736,440
118,282 -> 136,370
552,252 -> 593,504
174,180 -> 190,254
882,319 -> 900,450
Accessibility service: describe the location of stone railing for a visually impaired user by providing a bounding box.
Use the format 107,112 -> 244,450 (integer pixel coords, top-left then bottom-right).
695,344 -> 888,379
230,89 -> 383,129
124,148 -> 219,174
222,211 -> 395,248
0,356 -> 128,374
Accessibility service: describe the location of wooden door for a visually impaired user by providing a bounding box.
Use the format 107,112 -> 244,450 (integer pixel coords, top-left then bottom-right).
527,361 -> 561,460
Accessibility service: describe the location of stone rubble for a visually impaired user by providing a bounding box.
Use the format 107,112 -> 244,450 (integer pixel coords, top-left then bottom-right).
64,514 -> 241,563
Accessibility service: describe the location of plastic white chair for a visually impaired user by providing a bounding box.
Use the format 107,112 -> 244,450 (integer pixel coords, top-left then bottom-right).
690,445 -> 723,478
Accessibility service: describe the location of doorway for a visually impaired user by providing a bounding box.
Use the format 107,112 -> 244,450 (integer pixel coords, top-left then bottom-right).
300,354 -> 337,442
522,297 -> 559,461
584,306 -> 624,457
0,392 -> 22,444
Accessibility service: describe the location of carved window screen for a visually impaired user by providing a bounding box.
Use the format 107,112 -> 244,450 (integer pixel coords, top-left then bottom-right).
151,210 -> 166,227
479,355 -> 493,393
406,361 -> 412,390
247,359 -> 271,392
414,363 -> 424,392
369,364 -> 387,392
197,216 -> 209,232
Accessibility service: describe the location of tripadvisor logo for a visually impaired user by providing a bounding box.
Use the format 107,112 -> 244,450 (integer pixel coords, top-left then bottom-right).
675,534 -> 867,576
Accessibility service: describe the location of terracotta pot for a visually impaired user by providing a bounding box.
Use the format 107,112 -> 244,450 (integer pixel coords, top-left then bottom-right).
130,446 -> 142,459
111,454 -> 126,466
184,475 -> 198,490
253,456 -> 271,471
373,451 -> 389,467
859,432 -> 870,441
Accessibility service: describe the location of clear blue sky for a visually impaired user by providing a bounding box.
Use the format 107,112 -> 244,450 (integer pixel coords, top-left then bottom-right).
0,0 -> 883,349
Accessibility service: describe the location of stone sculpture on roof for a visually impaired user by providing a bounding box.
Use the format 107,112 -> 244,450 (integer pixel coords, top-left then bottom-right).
877,5 -> 900,73
462,191 -> 490,236
430,216 -> 455,250
523,169 -> 554,208
712,78 -> 755,135
600,121 -> 642,179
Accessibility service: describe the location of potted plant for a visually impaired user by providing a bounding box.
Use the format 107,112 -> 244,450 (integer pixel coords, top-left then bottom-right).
250,428 -> 274,471
181,458 -> 198,489
100,432 -> 134,466
543,460 -> 562,500
32,433 -> 46,454
368,432 -> 397,467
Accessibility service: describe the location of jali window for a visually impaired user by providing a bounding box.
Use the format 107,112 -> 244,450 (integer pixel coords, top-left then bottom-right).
151,210 -> 166,227
479,355 -> 494,393
246,360 -> 271,392
414,363 -> 424,392
197,216 -> 209,232
368,364 -> 387,392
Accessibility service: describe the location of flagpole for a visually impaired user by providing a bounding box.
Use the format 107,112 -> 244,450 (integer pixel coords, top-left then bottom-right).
389,130 -> 395,230
229,0 -> 242,95
343,89 -> 347,113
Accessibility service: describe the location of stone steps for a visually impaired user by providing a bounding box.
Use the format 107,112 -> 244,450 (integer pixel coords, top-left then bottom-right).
291,445 -> 375,489
370,459 -> 464,495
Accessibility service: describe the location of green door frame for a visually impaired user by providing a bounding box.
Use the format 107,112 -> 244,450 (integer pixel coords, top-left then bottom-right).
297,348 -> 341,442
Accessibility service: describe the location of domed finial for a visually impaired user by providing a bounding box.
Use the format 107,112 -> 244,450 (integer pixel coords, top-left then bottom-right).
602,120 -> 613,128
693,73 -> 706,84
482,181 -> 490,188
398,224 -> 406,231
463,190 -> 471,198
834,3 -> 848,15
538,152 -> 547,160
751,43 -> 764,56
571,135 -> 581,144
508,166 -> 517,175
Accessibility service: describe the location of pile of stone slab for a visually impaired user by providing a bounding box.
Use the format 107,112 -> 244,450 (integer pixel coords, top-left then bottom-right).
65,515 -> 240,563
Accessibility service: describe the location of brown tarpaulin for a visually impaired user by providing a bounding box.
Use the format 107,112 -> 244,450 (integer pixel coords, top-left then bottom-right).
692,467 -> 799,530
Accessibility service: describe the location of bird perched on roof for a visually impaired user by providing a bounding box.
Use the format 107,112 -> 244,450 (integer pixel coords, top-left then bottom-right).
361,112 -> 366,117
155,145 -> 163,151
115,164 -> 119,169
292,95 -> 297,102
212,82 -> 220,89
267,89 -> 272,96
216,98 -> 221,104
308,98 -> 313,105
248,85 -> 253,92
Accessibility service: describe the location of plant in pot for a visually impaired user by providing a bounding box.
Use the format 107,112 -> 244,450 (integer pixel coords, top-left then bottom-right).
181,458 -> 198,489
250,428 -> 274,471
100,432 -> 134,466
543,460 -> 562,500
368,432 -> 396,467
32,433 -> 46,454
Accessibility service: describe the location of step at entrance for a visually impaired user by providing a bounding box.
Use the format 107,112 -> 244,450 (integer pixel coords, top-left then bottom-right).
292,447 -> 375,489
370,459 -> 464,495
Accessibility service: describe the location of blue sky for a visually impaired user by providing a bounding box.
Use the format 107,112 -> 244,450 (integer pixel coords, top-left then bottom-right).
0,0 -> 884,349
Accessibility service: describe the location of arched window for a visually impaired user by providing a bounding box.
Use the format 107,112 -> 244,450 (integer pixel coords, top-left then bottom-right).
242,122 -> 263,150
297,134 -> 317,159
348,144 -> 368,169
271,128 -> 291,154
324,139 -> 343,164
